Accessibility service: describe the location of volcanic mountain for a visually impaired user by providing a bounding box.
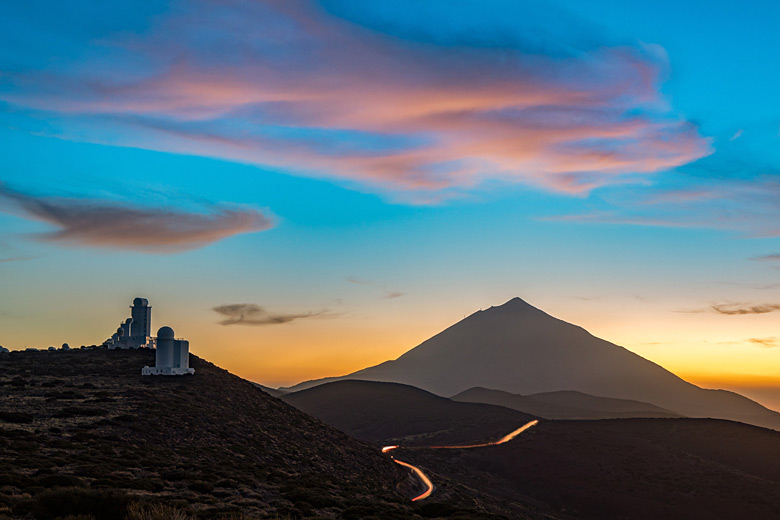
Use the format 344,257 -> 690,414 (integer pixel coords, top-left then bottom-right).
285,297 -> 780,430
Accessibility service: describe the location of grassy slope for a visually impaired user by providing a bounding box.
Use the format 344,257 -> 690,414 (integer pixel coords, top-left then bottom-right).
0,349 -> 423,519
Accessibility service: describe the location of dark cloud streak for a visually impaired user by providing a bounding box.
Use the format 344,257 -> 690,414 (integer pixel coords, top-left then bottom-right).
0,256 -> 36,263
748,337 -> 779,348
751,254 -> 780,262
0,185 -> 272,253
212,303 -> 332,326
346,275 -> 404,299
712,303 -> 780,315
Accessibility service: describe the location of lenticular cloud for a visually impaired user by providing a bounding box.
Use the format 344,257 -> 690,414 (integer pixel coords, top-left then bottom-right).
0,0 -> 710,198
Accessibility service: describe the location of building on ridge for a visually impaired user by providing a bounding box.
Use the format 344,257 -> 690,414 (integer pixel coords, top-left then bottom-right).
141,326 -> 194,376
103,297 -> 194,376
104,298 -> 154,349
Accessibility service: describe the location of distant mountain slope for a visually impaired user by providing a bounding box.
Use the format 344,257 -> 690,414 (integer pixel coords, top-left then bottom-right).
253,382 -> 289,397
453,387 -> 680,420
0,349 -> 422,519
405,418 -> 780,520
284,298 -> 780,430
282,380 -> 536,445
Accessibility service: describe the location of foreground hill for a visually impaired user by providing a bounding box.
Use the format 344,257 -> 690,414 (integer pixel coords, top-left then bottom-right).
453,387 -> 679,420
282,380 -> 536,445
402,418 -> 780,520
285,298 -> 780,430
282,379 -> 780,519
0,349 -> 438,519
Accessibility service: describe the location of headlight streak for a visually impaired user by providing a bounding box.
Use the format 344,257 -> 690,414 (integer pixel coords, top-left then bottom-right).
380,420 -> 539,502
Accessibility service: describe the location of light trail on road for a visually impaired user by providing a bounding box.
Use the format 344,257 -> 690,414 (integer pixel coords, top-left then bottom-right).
392,458 -> 434,501
430,419 -> 538,449
381,420 -> 539,502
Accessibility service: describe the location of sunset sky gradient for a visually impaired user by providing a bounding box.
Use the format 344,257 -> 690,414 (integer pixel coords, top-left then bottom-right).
1,0 -> 779,409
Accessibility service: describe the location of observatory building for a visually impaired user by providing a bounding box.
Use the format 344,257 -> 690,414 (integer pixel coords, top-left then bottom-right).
104,298 -> 153,349
141,326 -> 194,376
102,297 -> 194,376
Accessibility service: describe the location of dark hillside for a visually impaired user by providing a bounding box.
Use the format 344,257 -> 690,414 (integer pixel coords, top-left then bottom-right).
283,380 -> 536,445
0,349 -> 423,519
402,418 -> 780,520
453,387 -> 680,420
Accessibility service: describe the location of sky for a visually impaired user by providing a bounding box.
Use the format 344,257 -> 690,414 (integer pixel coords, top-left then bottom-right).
1,0 -> 779,410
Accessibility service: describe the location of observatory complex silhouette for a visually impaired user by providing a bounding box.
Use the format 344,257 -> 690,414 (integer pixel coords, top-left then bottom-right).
104,297 -> 194,376
105,298 -> 153,349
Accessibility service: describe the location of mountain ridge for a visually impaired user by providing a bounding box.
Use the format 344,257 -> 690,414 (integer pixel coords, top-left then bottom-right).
452,387 -> 681,420
282,297 -> 780,430
282,379 -> 536,445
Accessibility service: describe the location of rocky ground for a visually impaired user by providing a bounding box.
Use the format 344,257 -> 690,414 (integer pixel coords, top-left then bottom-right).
0,348 -> 503,520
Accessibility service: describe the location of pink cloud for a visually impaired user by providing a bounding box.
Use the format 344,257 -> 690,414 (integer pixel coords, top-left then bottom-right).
1,0 -> 711,198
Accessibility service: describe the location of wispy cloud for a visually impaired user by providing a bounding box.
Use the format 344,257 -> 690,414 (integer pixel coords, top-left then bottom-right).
212,303 -> 332,326
548,172 -> 780,237
712,303 -> 780,315
0,1 -> 709,199
0,185 -> 271,253
346,275 -> 404,299
729,129 -> 743,141
751,254 -> 780,262
717,280 -> 780,291
0,256 -> 36,263
748,337 -> 779,348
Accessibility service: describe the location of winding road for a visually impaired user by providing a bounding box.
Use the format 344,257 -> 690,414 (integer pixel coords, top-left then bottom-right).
382,419 -> 539,502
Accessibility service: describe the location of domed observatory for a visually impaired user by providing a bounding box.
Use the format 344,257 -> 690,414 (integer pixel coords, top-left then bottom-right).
141,326 -> 195,376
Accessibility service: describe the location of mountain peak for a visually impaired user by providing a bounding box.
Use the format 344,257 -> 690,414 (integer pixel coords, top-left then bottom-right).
485,297 -> 540,313
285,296 -> 780,430
504,296 -> 534,307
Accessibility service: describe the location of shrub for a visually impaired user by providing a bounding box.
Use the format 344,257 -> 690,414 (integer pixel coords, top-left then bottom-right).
187,481 -> 213,494
45,390 -> 85,400
282,486 -> 338,509
53,407 -> 108,418
0,412 -> 33,424
32,487 -> 130,520
36,474 -> 86,488
0,472 -> 32,488
160,470 -> 187,482
126,502 -> 191,520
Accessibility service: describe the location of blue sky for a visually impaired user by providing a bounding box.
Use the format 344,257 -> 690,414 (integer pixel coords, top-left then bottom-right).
0,0 -> 778,407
